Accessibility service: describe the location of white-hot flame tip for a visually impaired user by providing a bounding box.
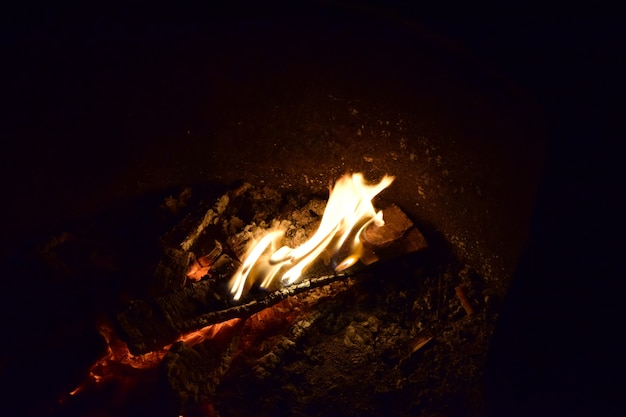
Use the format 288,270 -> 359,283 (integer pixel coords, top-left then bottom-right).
229,173 -> 393,299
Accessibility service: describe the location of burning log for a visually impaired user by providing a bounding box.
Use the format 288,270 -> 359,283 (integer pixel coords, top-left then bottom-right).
116,205 -> 427,355
117,273 -> 351,355
151,184 -> 250,293
161,318 -> 245,407
115,175 -> 428,355
187,273 -> 352,331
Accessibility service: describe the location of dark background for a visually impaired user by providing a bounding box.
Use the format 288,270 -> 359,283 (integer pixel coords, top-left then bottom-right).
2,2 -> 624,416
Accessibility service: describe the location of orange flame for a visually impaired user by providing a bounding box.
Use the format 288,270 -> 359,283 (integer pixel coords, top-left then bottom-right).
229,173 -> 394,300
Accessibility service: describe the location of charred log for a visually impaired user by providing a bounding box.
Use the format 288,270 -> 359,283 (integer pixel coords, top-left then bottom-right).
116,278 -> 229,355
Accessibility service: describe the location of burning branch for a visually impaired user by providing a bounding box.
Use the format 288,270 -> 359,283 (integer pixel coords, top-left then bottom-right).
117,272 -> 352,355
229,173 -> 394,300
115,175 -> 428,355
190,272 -> 351,330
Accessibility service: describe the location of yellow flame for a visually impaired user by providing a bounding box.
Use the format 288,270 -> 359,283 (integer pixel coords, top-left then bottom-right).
229,173 -> 394,300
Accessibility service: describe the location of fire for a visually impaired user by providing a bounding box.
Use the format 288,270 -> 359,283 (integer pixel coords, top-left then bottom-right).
178,318 -> 242,345
229,173 -> 394,300
65,319 -> 240,403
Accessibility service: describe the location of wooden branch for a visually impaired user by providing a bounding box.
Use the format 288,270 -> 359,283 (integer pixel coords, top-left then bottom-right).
116,272 -> 350,355
116,204 -> 428,355
186,272 -> 350,332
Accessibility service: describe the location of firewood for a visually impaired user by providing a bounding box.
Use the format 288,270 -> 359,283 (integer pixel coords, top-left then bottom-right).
161,318 -> 245,407
187,273 -> 351,332
152,183 -> 250,293
186,241 -> 223,281
116,279 -> 230,355
116,272 -> 350,355
116,202 -> 428,355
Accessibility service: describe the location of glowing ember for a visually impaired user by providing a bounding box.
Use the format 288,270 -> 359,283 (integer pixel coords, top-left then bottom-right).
187,253 -> 217,281
187,242 -> 223,281
65,319 -> 243,408
178,318 -> 242,345
229,173 -> 394,300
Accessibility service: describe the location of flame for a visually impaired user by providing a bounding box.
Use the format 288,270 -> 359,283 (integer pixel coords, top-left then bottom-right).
229,173 -> 394,300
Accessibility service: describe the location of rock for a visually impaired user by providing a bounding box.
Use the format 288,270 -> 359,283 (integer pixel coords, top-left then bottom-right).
362,205 -> 428,262
363,205 -> 414,247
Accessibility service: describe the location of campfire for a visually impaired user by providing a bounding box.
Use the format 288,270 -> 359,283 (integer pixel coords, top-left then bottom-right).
0,4 -> 547,416
4,172 -> 499,417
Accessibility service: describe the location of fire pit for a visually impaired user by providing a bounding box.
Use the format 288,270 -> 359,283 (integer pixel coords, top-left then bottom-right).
1,8 -> 544,417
